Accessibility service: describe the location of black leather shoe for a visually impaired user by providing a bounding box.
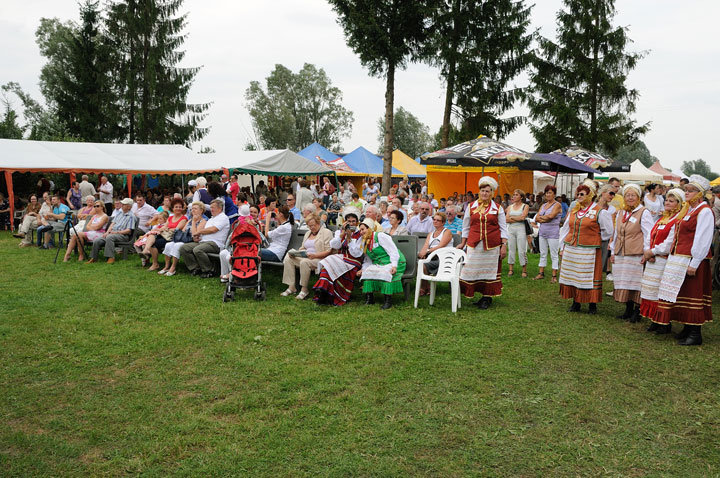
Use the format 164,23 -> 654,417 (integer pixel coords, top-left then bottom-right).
654,324 -> 672,335
647,322 -> 659,332
190,269 -> 202,276
587,303 -> 597,315
478,297 -> 492,310
381,294 -> 393,310
568,301 -> 581,312
628,306 -> 640,323
675,325 -> 691,340
364,293 -> 375,305
617,301 -> 634,320
200,272 -> 214,279
678,326 -> 702,346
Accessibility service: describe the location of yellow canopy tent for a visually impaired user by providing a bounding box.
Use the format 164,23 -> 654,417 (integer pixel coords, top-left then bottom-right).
426,165 -> 534,198
710,176 -> 720,186
392,149 -> 426,178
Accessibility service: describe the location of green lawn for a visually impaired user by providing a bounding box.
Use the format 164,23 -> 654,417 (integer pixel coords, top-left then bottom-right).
1,231 -> 719,477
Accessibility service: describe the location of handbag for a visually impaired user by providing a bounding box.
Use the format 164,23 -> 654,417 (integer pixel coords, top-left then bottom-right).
173,228 -> 193,243
524,218 -> 533,235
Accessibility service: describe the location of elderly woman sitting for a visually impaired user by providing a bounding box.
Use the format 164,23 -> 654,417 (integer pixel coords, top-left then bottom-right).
280,213 -> 333,300
358,217 -> 407,310
383,209 -> 409,236
63,200 -> 108,262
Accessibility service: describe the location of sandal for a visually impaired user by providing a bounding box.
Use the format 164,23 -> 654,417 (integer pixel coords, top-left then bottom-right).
508,270 -> 514,277
521,271 -> 528,278
551,275 -> 557,283
533,272 -> 544,280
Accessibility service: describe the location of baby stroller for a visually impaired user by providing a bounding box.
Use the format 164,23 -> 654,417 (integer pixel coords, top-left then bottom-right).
223,218 -> 266,302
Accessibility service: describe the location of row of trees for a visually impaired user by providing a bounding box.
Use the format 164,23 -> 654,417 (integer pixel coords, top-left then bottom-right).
326,0 -> 647,193
0,0 -> 208,146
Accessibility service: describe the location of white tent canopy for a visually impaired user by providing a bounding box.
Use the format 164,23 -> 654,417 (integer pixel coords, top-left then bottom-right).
612,159 -> 664,183
0,138 -> 224,174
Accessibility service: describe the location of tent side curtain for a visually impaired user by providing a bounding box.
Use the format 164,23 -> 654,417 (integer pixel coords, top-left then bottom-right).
426,166 -> 533,199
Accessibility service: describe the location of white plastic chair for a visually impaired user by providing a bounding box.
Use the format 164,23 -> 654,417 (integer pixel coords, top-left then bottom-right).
414,248 -> 467,313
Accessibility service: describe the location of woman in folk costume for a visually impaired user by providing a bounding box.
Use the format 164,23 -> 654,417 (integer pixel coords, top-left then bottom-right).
312,212 -> 364,306
358,218 -> 407,310
655,175 -> 714,345
558,179 -> 612,314
640,188 -> 687,334
457,176 -> 508,310
609,184 -> 654,323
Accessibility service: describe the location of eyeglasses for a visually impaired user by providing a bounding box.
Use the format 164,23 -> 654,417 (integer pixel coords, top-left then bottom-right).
432,218 -> 442,222
93,205 -> 102,208
608,192 -> 615,196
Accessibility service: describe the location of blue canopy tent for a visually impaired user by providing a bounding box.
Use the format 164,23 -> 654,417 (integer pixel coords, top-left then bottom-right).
297,142 -> 355,175
342,146 -> 403,177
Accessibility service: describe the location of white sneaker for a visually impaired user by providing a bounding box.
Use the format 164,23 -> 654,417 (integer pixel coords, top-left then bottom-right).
606,273 -> 613,281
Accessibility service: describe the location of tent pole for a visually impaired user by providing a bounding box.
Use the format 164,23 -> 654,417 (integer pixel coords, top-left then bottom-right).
554,164 -> 559,186
181,174 -> 185,196
5,171 -> 14,225
250,174 -> 255,196
127,174 -> 132,197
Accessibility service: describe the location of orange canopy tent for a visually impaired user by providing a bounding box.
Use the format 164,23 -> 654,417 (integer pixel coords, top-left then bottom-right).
426,165 -> 534,199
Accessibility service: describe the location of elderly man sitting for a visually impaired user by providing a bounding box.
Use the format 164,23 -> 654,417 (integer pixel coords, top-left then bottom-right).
363,205 -> 385,232
406,201 -> 434,234
180,198 -> 229,278
87,198 -> 137,263
444,205 -> 463,233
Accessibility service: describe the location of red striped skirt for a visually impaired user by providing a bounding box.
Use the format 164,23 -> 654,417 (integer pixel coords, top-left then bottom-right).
655,259 -> 713,325
559,248 -> 603,304
460,257 -> 502,298
313,267 -> 359,306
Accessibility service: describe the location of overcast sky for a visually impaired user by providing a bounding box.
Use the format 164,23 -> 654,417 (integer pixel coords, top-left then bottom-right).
1,0 -> 718,172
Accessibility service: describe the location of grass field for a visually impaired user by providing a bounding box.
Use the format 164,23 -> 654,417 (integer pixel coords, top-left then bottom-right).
1,231 -> 719,476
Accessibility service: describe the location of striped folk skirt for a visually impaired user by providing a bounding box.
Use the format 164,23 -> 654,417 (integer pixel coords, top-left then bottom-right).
612,254 -> 644,304
639,256 -> 667,322
655,258 -> 713,325
459,243 -> 502,298
559,245 -> 603,304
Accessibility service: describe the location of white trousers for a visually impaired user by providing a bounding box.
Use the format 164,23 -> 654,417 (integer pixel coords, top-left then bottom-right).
539,236 -> 559,269
163,241 -> 184,259
219,249 -> 232,276
506,224 -> 527,266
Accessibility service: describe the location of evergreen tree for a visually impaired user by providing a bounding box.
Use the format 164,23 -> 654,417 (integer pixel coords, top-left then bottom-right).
424,0 -> 532,146
245,63 -> 354,151
36,2 -> 120,142
528,0 -> 648,154
328,0 -> 431,194
1,82 -> 74,141
376,107 -> 432,158
0,96 -> 25,139
105,0 -> 210,145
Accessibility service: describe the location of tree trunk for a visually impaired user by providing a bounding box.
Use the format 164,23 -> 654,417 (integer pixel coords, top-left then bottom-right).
442,60 -> 455,149
381,62 -> 395,195
589,10 -> 600,150
442,0 -> 461,148
141,29 -> 150,144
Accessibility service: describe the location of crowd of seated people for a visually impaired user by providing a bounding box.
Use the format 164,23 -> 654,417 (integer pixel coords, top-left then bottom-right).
11,174 -> 716,322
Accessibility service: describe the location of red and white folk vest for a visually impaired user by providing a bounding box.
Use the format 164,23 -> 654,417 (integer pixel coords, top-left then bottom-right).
466,200 -> 502,251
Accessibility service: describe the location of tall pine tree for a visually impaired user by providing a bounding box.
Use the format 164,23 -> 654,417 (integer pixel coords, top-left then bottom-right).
106,0 -> 210,145
328,0 -> 431,194
424,0 -> 533,146
36,1 -> 120,142
528,0 -> 648,154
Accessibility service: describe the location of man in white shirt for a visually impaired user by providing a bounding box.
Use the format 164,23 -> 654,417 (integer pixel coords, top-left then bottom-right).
78,175 -> 96,200
406,202 -> 434,234
98,175 -> 114,215
363,205 -> 384,233
131,192 -> 159,232
179,199 -> 229,277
